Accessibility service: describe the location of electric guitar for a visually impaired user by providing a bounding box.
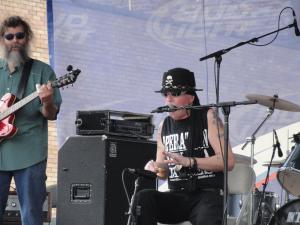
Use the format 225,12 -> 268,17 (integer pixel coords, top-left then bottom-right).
0,68 -> 81,142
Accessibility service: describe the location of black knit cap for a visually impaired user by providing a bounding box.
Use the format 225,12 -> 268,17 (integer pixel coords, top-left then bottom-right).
155,67 -> 202,93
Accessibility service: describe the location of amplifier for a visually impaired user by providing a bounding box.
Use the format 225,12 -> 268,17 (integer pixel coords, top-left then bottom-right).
75,110 -> 154,139
3,191 -> 51,222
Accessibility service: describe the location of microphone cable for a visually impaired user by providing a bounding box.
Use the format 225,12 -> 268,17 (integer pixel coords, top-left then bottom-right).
122,168 -> 131,205
122,168 -> 141,223
249,7 -> 296,47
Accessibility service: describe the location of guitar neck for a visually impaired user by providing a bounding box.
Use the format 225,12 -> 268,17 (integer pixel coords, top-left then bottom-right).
0,91 -> 39,121
0,68 -> 80,121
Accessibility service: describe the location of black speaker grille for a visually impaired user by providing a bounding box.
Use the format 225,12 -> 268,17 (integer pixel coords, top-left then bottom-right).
56,136 -> 156,225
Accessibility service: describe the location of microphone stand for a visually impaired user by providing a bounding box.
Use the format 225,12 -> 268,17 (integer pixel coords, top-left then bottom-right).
241,108 -> 274,225
221,105 -> 230,225
199,19 -> 296,112
126,177 -> 142,225
199,19 -> 295,225
254,132 -> 277,225
241,97 -> 277,225
199,22 -> 296,62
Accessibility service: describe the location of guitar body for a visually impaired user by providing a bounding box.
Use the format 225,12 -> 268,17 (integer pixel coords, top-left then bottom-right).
0,93 -> 18,142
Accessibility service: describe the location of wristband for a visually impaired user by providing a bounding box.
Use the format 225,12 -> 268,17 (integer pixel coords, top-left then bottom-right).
192,157 -> 198,170
188,157 -> 193,168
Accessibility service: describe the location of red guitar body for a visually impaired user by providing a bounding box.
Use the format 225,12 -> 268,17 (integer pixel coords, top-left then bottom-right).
0,93 -> 18,142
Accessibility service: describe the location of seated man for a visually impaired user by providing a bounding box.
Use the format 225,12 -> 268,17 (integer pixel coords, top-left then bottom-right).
133,68 -> 235,225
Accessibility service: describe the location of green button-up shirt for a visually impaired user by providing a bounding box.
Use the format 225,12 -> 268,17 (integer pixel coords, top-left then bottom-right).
0,59 -> 62,170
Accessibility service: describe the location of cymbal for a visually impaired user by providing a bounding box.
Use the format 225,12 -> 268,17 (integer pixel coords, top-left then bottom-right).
262,159 -> 286,167
234,153 -> 257,165
246,94 -> 300,112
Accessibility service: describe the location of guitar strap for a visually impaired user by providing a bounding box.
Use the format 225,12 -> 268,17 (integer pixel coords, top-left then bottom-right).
16,58 -> 33,100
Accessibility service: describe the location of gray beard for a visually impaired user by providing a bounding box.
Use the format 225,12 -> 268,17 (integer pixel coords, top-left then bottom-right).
1,45 -> 29,68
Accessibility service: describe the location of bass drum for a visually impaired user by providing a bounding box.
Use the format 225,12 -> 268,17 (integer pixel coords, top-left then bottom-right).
269,199 -> 300,224
277,143 -> 300,196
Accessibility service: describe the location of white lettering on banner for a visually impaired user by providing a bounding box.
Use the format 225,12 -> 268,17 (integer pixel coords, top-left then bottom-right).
55,14 -> 94,44
146,0 -> 288,52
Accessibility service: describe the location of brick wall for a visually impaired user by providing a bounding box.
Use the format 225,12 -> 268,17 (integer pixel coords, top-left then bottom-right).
0,0 -> 58,186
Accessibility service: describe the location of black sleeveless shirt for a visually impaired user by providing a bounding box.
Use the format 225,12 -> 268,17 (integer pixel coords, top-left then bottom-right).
161,108 -> 224,191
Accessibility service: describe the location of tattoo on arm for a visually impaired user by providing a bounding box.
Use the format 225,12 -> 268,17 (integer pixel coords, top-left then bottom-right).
212,110 -> 224,128
218,132 -> 224,139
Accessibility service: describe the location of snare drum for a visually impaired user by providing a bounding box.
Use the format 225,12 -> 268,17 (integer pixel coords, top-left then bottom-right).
277,143 -> 300,196
269,199 -> 300,224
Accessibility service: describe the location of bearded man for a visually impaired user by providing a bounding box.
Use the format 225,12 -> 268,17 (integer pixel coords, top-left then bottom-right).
0,16 -> 62,225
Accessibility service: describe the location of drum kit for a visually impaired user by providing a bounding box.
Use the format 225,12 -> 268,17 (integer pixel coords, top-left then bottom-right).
266,133 -> 300,225
232,94 -> 300,225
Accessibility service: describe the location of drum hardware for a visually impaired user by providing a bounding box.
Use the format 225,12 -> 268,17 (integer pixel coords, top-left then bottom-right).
262,157 -> 292,205
253,190 -> 279,225
242,96 -> 277,225
246,94 -> 300,112
253,130 -> 281,225
242,94 -> 300,224
228,190 -> 279,225
199,12 -> 300,222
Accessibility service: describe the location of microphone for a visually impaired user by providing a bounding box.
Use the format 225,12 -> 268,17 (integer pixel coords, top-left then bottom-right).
66,65 -> 73,71
127,168 -> 157,179
273,129 -> 283,157
292,9 -> 300,36
151,105 -> 177,113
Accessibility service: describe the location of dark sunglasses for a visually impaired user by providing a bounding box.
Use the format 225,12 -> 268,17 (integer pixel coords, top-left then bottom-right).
162,90 -> 186,97
4,32 -> 26,41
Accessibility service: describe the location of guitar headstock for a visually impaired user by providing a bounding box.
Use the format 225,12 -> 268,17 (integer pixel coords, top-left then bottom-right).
52,67 -> 81,88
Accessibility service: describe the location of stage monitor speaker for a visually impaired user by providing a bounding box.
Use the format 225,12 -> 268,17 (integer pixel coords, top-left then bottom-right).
56,135 -> 157,225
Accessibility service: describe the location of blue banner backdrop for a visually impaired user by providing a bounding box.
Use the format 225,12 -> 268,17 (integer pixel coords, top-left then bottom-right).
49,0 -> 300,199
49,0 -> 300,147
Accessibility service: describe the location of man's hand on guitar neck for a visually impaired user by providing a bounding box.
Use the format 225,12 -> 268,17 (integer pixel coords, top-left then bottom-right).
36,83 -> 58,120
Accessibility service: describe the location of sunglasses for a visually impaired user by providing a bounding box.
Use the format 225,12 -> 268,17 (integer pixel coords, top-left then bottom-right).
4,32 -> 26,41
162,90 -> 187,97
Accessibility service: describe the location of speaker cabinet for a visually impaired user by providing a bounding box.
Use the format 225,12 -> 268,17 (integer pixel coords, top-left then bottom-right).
56,135 -> 156,225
